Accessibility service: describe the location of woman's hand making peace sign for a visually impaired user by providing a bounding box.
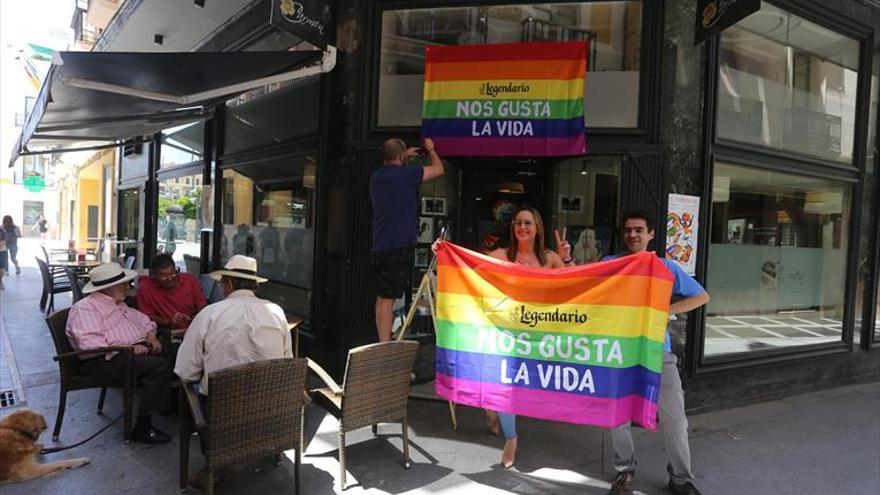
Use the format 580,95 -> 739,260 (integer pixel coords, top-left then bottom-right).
554,227 -> 572,264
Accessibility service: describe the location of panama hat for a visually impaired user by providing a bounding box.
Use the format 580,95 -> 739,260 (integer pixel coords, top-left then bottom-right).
82,262 -> 138,294
210,255 -> 268,283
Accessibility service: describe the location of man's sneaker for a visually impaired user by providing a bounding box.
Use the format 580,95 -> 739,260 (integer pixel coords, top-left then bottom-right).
668,479 -> 703,495
609,470 -> 635,495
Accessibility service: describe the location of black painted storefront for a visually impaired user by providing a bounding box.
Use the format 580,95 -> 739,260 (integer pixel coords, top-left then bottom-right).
119,0 -> 879,407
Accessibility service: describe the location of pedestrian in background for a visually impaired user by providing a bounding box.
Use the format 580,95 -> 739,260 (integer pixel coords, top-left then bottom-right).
2,216 -> 22,275
0,224 -> 7,289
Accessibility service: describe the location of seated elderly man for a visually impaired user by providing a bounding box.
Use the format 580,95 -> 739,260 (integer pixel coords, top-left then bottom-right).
174,255 -> 292,396
138,253 -> 206,331
66,262 -> 171,444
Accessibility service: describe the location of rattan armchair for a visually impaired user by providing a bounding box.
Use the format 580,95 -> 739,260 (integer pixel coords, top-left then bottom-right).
308,340 -> 419,489
46,308 -> 135,442
179,358 -> 309,495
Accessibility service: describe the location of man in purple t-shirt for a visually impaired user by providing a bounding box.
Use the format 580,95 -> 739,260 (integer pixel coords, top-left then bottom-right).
369,137 -> 445,341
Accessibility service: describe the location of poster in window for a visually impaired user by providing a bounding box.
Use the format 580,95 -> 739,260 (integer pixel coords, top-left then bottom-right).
666,194 -> 700,275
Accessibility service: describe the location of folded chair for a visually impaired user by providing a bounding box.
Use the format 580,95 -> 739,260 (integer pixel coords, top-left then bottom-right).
308,340 -> 419,489
179,358 -> 309,495
46,308 -> 135,442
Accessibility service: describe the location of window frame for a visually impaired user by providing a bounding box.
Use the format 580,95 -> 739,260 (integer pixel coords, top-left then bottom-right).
691,0 -> 874,373
367,0 -> 657,137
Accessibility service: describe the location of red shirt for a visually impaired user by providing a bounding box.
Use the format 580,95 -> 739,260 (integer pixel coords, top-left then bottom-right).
137,273 -> 206,329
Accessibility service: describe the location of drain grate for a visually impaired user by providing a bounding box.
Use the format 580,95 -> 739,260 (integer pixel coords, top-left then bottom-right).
0,390 -> 17,408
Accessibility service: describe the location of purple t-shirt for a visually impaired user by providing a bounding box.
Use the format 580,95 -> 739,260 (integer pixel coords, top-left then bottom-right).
370,164 -> 423,252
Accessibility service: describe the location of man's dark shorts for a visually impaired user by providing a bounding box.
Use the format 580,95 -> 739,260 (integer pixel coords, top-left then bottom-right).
371,247 -> 412,299
0,251 -> 7,270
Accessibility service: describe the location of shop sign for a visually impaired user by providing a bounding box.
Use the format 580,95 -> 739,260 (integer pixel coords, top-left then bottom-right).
666,194 -> 700,275
422,41 -> 587,157
694,0 -> 761,45
23,174 -> 45,193
270,0 -> 331,49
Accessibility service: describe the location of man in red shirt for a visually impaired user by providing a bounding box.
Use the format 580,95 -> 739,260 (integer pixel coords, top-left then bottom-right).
138,253 -> 206,331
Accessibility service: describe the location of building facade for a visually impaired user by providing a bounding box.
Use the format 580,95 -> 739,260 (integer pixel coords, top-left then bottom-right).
89,0 -> 880,408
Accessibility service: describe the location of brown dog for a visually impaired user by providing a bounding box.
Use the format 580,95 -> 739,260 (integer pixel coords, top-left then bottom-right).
0,408 -> 89,483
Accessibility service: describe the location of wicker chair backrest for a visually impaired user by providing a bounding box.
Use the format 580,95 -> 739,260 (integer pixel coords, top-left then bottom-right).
65,267 -> 84,303
46,308 -> 80,378
340,341 -> 418,431
205,358 -> 308,468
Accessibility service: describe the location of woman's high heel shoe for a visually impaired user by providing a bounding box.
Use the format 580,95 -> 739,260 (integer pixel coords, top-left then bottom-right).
501,437 -> 517,469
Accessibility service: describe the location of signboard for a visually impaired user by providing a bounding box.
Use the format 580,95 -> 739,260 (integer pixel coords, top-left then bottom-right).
694,0 -> 761,45
666,193 -> 700,275
435,244 -> 671,430
422,41 -> 587,157
23,175 -> 45,193
269,0 -> 331,49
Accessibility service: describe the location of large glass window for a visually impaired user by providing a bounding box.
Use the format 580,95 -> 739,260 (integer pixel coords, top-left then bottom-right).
220,153 -> 317,317
156,173 -> 204,272
705,161 -> 852,356
160,122 -> 204,169
717,3 -> 860,163
378,1 -> 642,127
550,155 -> 621,263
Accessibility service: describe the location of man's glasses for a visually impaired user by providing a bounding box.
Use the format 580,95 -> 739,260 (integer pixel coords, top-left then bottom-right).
155,269 -> 180,281
512,220 -> 535,228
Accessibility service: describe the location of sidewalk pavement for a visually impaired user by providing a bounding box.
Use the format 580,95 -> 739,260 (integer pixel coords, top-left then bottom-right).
1,237 -> 878,494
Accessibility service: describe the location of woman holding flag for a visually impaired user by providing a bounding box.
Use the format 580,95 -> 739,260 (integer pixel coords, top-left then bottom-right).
437,205 -> 573,468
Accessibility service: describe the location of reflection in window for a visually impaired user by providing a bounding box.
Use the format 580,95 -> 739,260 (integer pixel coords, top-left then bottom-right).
718,3 -> 859,162
551,156 -> 620,263
156,174 -> 203,272
221,153 -> 316,317
160,122 -> 204,169
705,161 -> 851,356
378,2 -> 642,127
223,76 -> 320,155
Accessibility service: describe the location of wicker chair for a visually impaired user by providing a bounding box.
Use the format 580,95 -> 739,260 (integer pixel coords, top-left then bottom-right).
46,308 -> 135,441
37,258 -> 72,314
179,358 -> 309,495
308,340 -> 419,489
64,266 -> 85,304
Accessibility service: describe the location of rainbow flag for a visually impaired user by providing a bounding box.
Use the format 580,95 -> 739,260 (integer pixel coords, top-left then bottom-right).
434,243 -> 673,430
422,41 -> 587,157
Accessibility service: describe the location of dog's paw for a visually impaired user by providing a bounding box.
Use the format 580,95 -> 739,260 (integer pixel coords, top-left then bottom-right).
71,457 -> 90,468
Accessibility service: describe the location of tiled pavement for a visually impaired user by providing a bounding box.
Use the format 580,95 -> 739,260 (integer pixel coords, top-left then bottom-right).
1,238 -> 878,494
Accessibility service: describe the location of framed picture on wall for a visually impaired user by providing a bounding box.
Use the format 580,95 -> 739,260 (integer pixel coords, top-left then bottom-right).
414,246 -> 431,268
558,194 -> 584,213
421,197 -> 447,216
417,217 -> 434,244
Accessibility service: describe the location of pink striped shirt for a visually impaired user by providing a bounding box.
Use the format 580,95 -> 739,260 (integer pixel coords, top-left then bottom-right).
66,292 -> 157,359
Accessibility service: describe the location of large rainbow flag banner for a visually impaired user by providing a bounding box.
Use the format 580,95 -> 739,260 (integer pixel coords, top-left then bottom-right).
434,243 -> 673,430
422,41 -> 587,157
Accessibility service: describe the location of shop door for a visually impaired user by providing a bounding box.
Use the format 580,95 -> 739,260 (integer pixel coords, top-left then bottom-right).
456,159 -> 550,252
116,187 -> 143,264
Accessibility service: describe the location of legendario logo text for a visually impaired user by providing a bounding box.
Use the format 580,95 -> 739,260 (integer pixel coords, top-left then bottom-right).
479,82 -> 531,98
511,305 -> 589,328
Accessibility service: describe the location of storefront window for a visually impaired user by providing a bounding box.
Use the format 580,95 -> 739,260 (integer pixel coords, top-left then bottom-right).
160,122 -> 204,169
705,161 -> 851,356
551,156 -> 621,263
223,76 -> 320,156
717,3 -> 860,163
220,153 -> 316,317
156,173 -> 203,272
378,1 -> 642,128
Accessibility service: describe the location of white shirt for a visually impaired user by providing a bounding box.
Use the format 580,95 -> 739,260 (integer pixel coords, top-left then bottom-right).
174,289 -> 292,395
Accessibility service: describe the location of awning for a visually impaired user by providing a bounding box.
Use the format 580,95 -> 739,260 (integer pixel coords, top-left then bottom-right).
9,47 -> 336,167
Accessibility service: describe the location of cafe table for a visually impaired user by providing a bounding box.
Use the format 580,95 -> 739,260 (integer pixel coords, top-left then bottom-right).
50,259 -> 103,278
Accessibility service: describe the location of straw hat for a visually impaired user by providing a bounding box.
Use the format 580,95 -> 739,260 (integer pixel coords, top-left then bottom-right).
210,255 -> 267,283
82,263 -> 138,294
